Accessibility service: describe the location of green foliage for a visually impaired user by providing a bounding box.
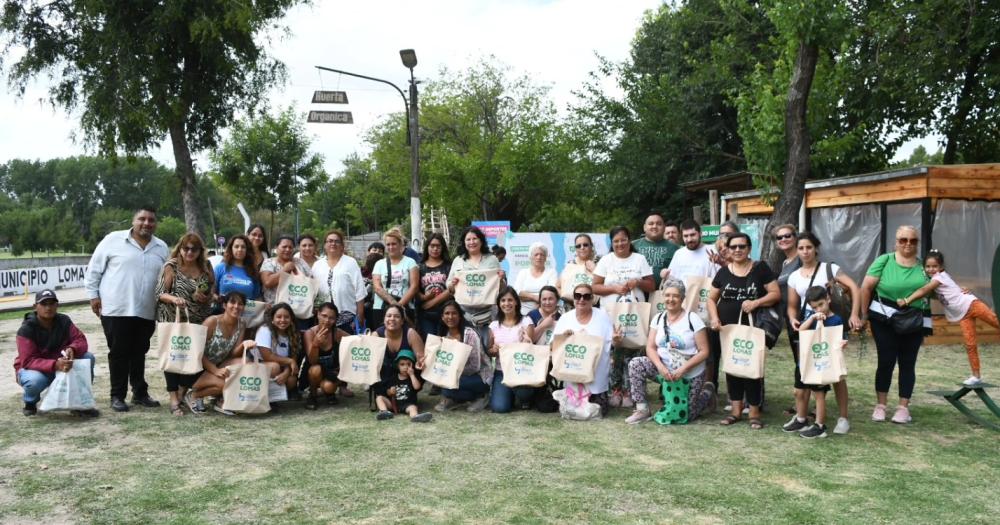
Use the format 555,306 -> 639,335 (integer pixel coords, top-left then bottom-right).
155,217 -> 187,248
0,207 -> 73,255
213,106 -> 327,219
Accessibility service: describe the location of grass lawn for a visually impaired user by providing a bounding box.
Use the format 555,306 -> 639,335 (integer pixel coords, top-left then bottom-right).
1,306 -> 998,524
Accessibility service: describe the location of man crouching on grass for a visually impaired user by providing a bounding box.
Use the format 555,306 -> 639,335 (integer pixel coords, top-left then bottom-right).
14,289 -> 98,417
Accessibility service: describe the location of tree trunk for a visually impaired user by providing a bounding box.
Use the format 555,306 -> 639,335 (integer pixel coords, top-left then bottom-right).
169,122 -> 201,234
942,50 -> 983,164
762,41 -> 818,270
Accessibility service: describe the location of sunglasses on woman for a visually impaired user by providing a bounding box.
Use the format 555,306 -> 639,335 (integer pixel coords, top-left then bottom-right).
573,293 -> 593,301
575,243 -> 592,249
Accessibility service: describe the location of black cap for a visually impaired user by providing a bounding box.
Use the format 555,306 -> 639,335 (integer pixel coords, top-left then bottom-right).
34,289 -> 58,304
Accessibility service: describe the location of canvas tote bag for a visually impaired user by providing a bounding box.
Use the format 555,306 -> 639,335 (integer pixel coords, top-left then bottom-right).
241,299 -> 268,328
719,311 -> 767,379
422,334 -> 473,389
499,342 -> 551,388
607,294 -> 651,349
550,332 -> 604,384
156,307 -> 207,374
275,271 -> 317,319
681,276 -> 714,323
454,268 -> 501,308
222,349 -> 272,414
337,332 -> 388,386
798,322 -> 847,385
559,263 -> 594,301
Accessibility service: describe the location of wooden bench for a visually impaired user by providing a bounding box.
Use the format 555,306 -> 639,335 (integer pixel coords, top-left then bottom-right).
927,383 -> 1000,431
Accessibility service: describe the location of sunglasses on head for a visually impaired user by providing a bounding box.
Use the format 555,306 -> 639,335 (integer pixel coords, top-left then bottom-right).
573,293 -> 593,301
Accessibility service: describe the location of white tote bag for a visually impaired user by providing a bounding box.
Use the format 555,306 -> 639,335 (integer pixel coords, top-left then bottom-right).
156,307 -> 207,374
499,342 -> 551,388
275,271 -> 317,319
719,311 -> 768,379
241,299 -> 268,328
39,359 -> 96,412
798,323 -> 847,385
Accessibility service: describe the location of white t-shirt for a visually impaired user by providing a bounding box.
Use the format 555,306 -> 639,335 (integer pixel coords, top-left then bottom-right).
311,256 -> 366,316
650,311 -> 706,379
594,252 -> 653,304
372,256 -> 418,309
933,271 -> 976,322
254,325 -> 291,358
208,255 -> 224,269
513,267 -> 558,315
553,308 -> 613,394
667,244 -> 718,282
787,262 -> 842,312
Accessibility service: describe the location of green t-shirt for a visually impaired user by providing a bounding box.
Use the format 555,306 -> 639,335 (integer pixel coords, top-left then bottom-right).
632,238 -> 679,288
866,253 -> 929,309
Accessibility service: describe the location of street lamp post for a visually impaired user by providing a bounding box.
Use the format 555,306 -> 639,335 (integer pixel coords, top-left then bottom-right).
314,49 -> 422,250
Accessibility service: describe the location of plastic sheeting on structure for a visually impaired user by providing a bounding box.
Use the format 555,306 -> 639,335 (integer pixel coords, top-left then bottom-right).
810,205 -> 882,285
931,200 -> 1000,309
884,202 -> 924,252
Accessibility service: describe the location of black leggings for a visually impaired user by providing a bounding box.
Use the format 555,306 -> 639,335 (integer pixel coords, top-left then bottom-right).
726,374 -> 764,407
164,371 -> 201,392
870,316 -> 923,399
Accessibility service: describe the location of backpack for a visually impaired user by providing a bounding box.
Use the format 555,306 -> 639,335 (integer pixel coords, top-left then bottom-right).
824,263 -> 853,320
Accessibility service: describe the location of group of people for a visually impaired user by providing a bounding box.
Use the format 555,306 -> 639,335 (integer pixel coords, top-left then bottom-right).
14,207 -> 997,436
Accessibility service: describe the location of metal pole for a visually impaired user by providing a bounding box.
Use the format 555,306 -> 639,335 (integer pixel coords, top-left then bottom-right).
408,71 -> 422,250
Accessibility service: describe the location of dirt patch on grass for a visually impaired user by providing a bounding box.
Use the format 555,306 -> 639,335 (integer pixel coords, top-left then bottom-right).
769,475 -> 819,495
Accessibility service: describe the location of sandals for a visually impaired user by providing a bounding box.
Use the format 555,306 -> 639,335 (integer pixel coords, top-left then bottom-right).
720,415 -> 740,426
750,418 -> 764,430
170,403 -> 184,417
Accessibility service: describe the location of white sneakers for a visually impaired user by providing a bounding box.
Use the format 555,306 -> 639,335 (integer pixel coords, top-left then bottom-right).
963,375 -> 984,387
833,417 -> 850,434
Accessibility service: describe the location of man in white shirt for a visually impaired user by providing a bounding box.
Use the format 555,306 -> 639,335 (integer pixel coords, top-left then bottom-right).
664,219 -> 719,283
85,207 -> 169,412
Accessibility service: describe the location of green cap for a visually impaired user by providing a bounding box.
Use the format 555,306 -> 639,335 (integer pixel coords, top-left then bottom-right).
395,349 -> 416,364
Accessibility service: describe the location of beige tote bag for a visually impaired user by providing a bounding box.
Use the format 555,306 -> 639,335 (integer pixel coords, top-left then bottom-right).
798,323 -> 847,385
499,342 -> 551,388
337,332 -> 388,386
241,299 -> 268,328
422,334 -> 473,389
719,312 -> 767,379
222,350 -> 271,414
156,307 -> 207,375
454,268 -> 501,308
550,332 -> 604,384
559,263 -> 594,301
275,271 -> 317,319
607,296 -> 651,349
682,276 -> 714,323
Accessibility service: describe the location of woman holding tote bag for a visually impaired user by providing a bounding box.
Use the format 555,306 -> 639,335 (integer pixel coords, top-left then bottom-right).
155,233 -> 215,416
260,235 -> 313,306
706,232 -> 780,430
592,226 -> 654,409
553,283 -> 621,417
373,304 -> 426,402
487,287 -> 536,413
372,230 -> 420,330
434,301 -> 493,412
190,292 -> 279,416
447,227 -> 505,347
559,234 -> 600,303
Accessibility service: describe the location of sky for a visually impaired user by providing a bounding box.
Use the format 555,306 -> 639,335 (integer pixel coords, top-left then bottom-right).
0,0 -> 935,176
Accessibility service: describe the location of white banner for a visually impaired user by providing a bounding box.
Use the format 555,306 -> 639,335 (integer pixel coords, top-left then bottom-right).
502,232 -> 610,290
0,265 -> 88,296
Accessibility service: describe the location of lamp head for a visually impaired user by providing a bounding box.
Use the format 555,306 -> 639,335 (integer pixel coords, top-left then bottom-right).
399,49 -> 417,69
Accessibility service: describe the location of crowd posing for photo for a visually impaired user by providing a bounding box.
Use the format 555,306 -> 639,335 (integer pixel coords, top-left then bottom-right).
13,207 -> 997,438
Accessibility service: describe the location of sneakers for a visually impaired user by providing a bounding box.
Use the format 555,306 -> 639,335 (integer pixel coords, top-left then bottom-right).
891,405 -> 911,424
963,375 -> 984,387
871,404 -> 887,422
190,398 -> 207,415
304,394 -> 318,410
833,417 -> 850,435
376,410 -> 394,421
625,406 -> 652,425
782,416 -> 810,433
411,412 -> 433,423
110,397 -> 129,412
800,424 -> 828,439
434,398 -> 456,412
131,393 -> 161,408
212,400 -> 234,416
608,390 -> 623,408
22,402 -> 37,416
467,396 -> 489,413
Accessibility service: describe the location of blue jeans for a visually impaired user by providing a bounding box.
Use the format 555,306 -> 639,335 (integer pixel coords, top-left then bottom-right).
17,352 -> 96,404
490,371 -> 538,413
442,374 -> 490,403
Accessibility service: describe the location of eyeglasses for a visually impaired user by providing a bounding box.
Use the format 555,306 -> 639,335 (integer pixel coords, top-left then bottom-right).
575,243 -> 592,249
573,293 -> 594,301
326,239 -> 343,245
181,246 -> 201,253
897,238 -> 919,245
729,244 -> 749,250
774,233 -> 794,241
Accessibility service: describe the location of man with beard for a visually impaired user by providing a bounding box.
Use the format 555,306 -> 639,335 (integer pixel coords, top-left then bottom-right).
85,206 -> 169,412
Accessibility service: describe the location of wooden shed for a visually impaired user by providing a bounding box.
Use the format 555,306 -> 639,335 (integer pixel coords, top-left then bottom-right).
720,163 -> 1000,345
